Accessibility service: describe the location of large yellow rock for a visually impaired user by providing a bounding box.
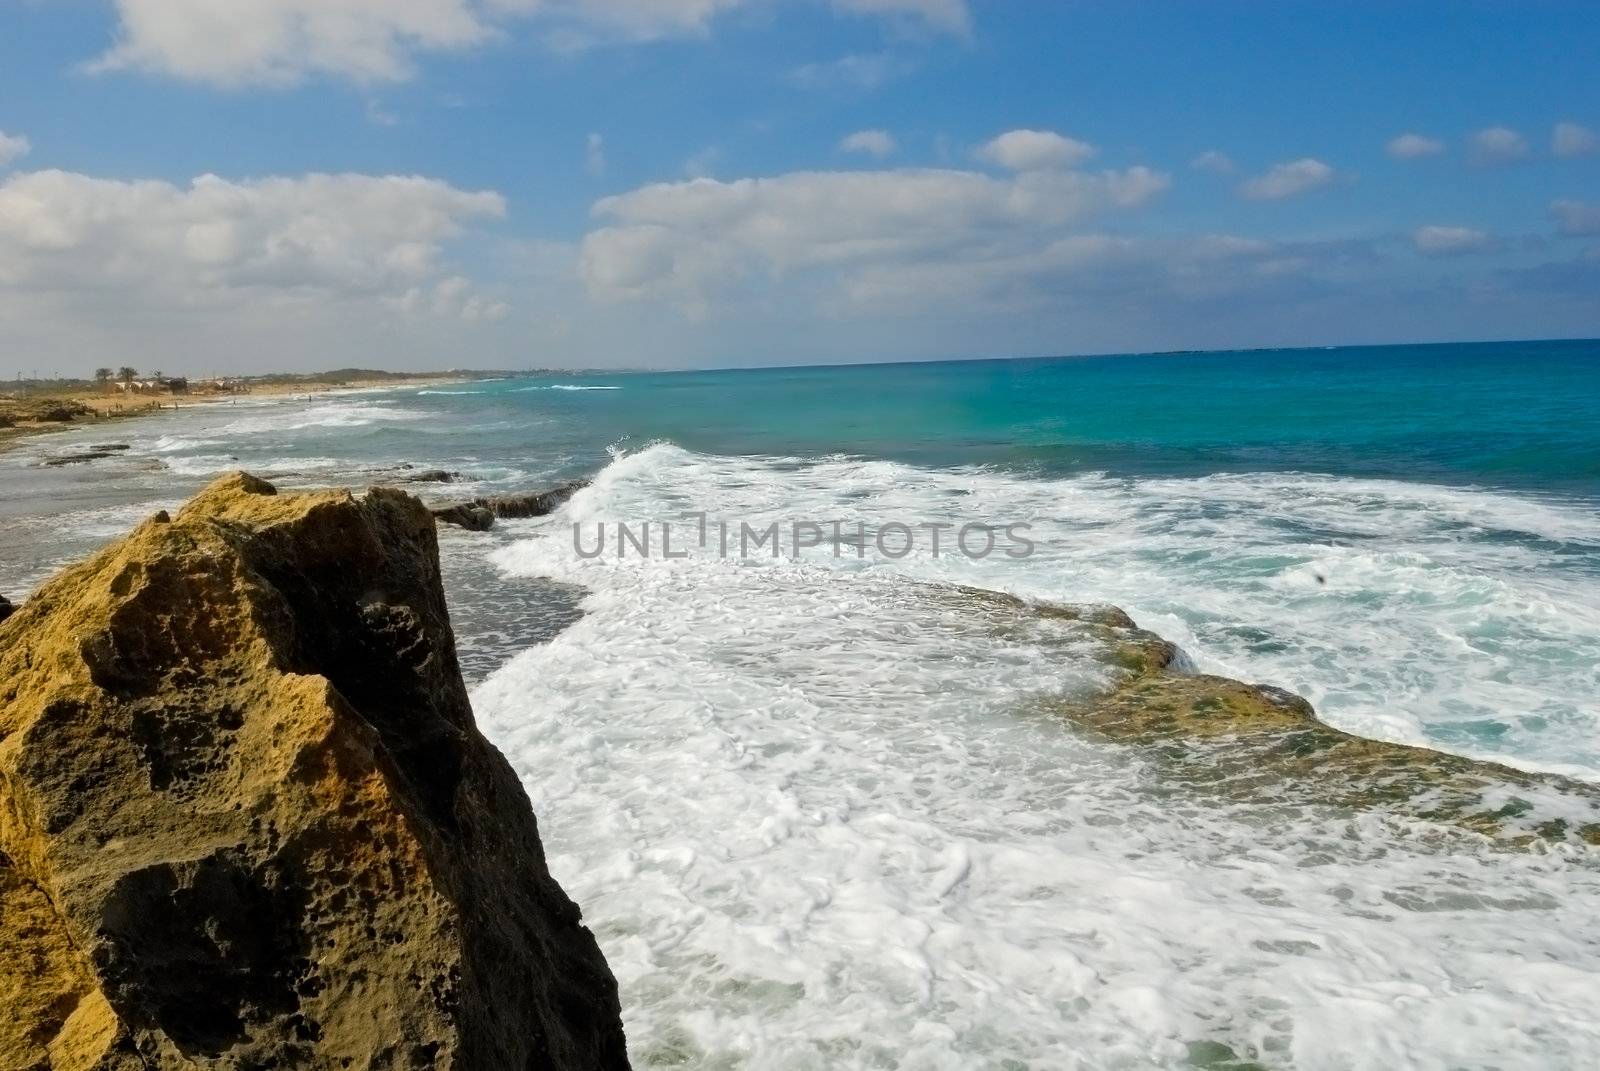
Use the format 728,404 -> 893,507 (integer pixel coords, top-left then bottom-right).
0,474 -> 628,1070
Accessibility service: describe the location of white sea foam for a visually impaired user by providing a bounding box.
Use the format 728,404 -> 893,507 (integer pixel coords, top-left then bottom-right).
213,400 -> 431,436
513,384 -> 622,392
148,435 -> 226,453
471,442 -> 1600,1068
543,445 -> 1600,775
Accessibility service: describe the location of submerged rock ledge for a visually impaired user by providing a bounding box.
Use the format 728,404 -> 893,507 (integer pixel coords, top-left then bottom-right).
947,586 -> 1600,846
0,474 -> 628,1070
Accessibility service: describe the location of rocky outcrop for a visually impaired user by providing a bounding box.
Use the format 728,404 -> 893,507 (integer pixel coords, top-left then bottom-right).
946,585 -> 1600,846
433,480 -> 589,532
404,469 -> 457,484
43,451 -> 121,467
0,473 -> 628,1069
0,595 -> 12,624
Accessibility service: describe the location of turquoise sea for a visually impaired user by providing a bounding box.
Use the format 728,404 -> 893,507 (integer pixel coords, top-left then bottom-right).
4,338 -> 1600,1067
414,338 -> 1600,493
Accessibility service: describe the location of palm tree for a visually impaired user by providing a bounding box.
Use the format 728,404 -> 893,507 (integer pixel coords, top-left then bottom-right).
118,367 -> 138,393
93,368 -> 113,393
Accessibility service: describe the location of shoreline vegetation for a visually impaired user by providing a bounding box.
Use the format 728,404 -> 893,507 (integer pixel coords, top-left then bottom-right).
0,368 -> 530,455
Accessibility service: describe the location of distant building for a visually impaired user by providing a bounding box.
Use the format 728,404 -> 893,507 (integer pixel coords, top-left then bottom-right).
121,377 -> 189,395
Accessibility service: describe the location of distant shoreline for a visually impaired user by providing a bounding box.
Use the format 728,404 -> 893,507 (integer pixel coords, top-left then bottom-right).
0,373 -> 472,456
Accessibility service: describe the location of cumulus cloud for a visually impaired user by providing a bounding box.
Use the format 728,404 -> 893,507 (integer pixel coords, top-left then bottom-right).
0,168 -> 505,313
1551,199 -> 1600,237
1189,150 -> 1236,175
92,0 -> 492,86
1386,133 -> 1443,160
1412,225 -> 1493,256
839,129 -> 897,158
0,130 -> 30,168
1469,126 -> 1530,166
977,129 -> 1096,171
90,0 -> 970,86
1553,121 -> 1599,159
1239,158 -> 1336,200
577,164 -> 1168,308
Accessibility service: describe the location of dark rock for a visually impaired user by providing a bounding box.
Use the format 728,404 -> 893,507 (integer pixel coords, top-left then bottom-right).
89,444 -> 132,451
432,503 -> 497,531
433,479 -> 589,531
407,469 -> 458,484
44,451 -> 118,467
0,473 -> 629,1069
0,595 -> 12,624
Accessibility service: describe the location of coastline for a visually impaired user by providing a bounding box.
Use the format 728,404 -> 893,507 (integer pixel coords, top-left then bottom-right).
4,373 -> 1600,1064
0,373 -> 473,456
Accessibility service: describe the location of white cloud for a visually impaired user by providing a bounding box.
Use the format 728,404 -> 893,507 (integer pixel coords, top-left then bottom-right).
1468,126 -> 1530,166
1386,133 -> 1443,160
1239,158 -> 1336,201
839,129 -> 897,158
0,168 -> 505,315
0,131 -> 30,169
578,164 -> 1169,307
585,132 -> 606,176
1412,225 -> 1493,256
92,0 -> 492,86
830,0 -> 970,35
90,0 -> 969,86
1553,121 -> 1599,160
977,129 -> 1096,172
1551,199 -> 1600,237
1190,150 -> 1236,175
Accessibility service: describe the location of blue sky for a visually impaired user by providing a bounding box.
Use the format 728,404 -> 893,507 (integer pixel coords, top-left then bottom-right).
1,0 -> 1597,376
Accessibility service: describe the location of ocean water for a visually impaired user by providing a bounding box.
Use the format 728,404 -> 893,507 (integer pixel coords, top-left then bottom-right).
3,339 -> 1600,1067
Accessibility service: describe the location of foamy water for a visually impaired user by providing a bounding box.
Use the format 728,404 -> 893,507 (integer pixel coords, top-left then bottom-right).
5,374 -> 1600,1069
472,444 -> 1600,1068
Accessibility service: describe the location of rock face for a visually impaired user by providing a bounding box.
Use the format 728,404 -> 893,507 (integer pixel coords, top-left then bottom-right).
0,474 -> 628,1069
433,480 -> 589,532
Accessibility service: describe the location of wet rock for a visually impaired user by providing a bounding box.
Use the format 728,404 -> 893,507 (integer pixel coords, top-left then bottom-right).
89,444 -> 132,452
432,479 -> 589,531
0,594 -> 12,623
406,469 -> 458,484
432,503 -> 497,532
44,450 -> 119,466
947,584 -> 1600,846
0,473 -> 629,1069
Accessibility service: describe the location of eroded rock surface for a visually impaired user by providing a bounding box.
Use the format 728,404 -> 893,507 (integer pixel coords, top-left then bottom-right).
948,585 -> 1600,846
0,473 -> 628,1070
